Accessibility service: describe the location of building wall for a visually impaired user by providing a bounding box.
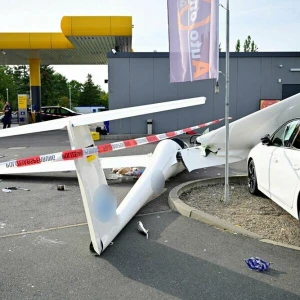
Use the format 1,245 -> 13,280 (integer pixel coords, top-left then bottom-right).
107,52 -> 300,134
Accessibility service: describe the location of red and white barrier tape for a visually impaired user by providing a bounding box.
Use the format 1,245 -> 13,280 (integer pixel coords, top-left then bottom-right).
31,111 -> 78,118
1,117 -> 232,170
32,112 -> 69,118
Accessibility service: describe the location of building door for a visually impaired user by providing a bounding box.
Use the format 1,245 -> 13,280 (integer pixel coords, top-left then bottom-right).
282,84 -> 300,99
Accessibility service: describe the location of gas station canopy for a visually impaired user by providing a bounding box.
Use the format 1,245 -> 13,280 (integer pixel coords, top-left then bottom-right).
0,16 -> 132,65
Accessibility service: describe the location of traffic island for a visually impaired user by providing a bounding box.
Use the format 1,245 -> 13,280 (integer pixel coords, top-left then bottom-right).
168,175 -> 300,251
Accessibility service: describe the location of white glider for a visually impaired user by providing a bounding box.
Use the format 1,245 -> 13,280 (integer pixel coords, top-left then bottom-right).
2,93 -> 298,255
0,97 -> 205,255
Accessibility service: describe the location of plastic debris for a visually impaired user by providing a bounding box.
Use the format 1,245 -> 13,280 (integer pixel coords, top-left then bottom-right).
112,167 -> 144,178
2,188 -> 11,193
106,173 -> 121,180
112,167 -> 137,175
5,187 -> 30,191
245,257 -> 270,272
137,221 -> 149,239
125,169 -> 144,177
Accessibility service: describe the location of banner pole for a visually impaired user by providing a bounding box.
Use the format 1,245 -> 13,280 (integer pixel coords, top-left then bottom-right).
224,0 -> 230,204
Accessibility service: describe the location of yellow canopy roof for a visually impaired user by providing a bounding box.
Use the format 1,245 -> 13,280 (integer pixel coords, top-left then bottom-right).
0,16 -> 132,65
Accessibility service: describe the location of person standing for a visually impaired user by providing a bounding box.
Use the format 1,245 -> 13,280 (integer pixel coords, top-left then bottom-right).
2,101 -> 12,129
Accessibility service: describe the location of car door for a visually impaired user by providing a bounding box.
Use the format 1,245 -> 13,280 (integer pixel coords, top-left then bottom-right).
253,124 -> 290,196
269,120 -> 300,208
50,108 -> 59,120
252,142 -> 276,196
42,108 -> 50,121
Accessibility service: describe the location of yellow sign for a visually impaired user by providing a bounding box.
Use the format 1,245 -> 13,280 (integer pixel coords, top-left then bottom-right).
86,154 -> 97,163
18,94 -> 28,109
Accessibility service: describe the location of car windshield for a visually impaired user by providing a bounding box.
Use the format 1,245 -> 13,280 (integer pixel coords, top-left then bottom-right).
60,108 -> 74,115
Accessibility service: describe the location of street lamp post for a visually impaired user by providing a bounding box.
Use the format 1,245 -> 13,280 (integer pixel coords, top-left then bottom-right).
219,0 -> 230,204
224,0 -> 230,204
6,88 -> 8,102
69,86 -> 72,109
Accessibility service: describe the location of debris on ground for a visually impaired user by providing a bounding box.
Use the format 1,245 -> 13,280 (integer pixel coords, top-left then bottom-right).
137,221 -> 149,239
112,167 -> 143,176
5,187 -> 30,191
2,188 -> 11,193
109,167 -> 144,180
57,185 -> 65,191
245,257 -> 270,272
106,173 -> 122,180
124,169 -> 144,177
112,167 -> 138,175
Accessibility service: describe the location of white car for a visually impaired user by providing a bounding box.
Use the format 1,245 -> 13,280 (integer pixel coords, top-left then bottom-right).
248,118 -> 300,220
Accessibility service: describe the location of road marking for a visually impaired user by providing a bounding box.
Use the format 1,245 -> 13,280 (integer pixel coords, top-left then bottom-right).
0,223 -> 88,239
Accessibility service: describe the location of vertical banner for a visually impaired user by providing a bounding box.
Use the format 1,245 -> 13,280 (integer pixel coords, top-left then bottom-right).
168,0 -> 219,83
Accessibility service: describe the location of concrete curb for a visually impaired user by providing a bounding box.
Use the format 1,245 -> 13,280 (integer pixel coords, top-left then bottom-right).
168,176 -> 300,251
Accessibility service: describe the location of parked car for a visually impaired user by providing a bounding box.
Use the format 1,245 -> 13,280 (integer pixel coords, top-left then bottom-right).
248,118 -> 300,220
40,106 -> 81,121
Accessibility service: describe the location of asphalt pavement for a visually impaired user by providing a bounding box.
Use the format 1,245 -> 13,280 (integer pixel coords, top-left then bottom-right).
1,128 -> 300,300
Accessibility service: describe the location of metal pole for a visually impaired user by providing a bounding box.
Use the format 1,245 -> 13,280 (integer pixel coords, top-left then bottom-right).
6,88 -> 8,102
69,86 -> 72,109
224,0 -> 230,204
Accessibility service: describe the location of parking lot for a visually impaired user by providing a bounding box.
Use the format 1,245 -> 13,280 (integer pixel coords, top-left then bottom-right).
1,129 -> 300,299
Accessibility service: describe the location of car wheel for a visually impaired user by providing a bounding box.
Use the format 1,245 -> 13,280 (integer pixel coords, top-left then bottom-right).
248,160 -> 259,195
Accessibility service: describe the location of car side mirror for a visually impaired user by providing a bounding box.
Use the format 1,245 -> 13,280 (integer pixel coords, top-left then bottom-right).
261,134 -> 271,145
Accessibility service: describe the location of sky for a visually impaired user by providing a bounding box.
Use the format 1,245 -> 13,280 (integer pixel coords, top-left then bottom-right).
1,0 -> 299,92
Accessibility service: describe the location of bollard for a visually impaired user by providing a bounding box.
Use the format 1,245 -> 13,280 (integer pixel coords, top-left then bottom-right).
147,119 -> 153,135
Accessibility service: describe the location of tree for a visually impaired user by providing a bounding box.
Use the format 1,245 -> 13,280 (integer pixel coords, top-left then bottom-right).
41,65 -> 56,105
235,39 -> 241,52
251,40 -> 258,52
12,65 -> 30,95
243,35 -> 258,52
58,96 -> 70,108
243,36 -> 251,52
99,92 -> 109,108
79,74 -> 101,106
40,66 -> 69,106
68,80 -> 83,107
0,66 -> 17,109
52,73 -> 69,101
234,36 -> 258,52
0,65 -> 107,110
